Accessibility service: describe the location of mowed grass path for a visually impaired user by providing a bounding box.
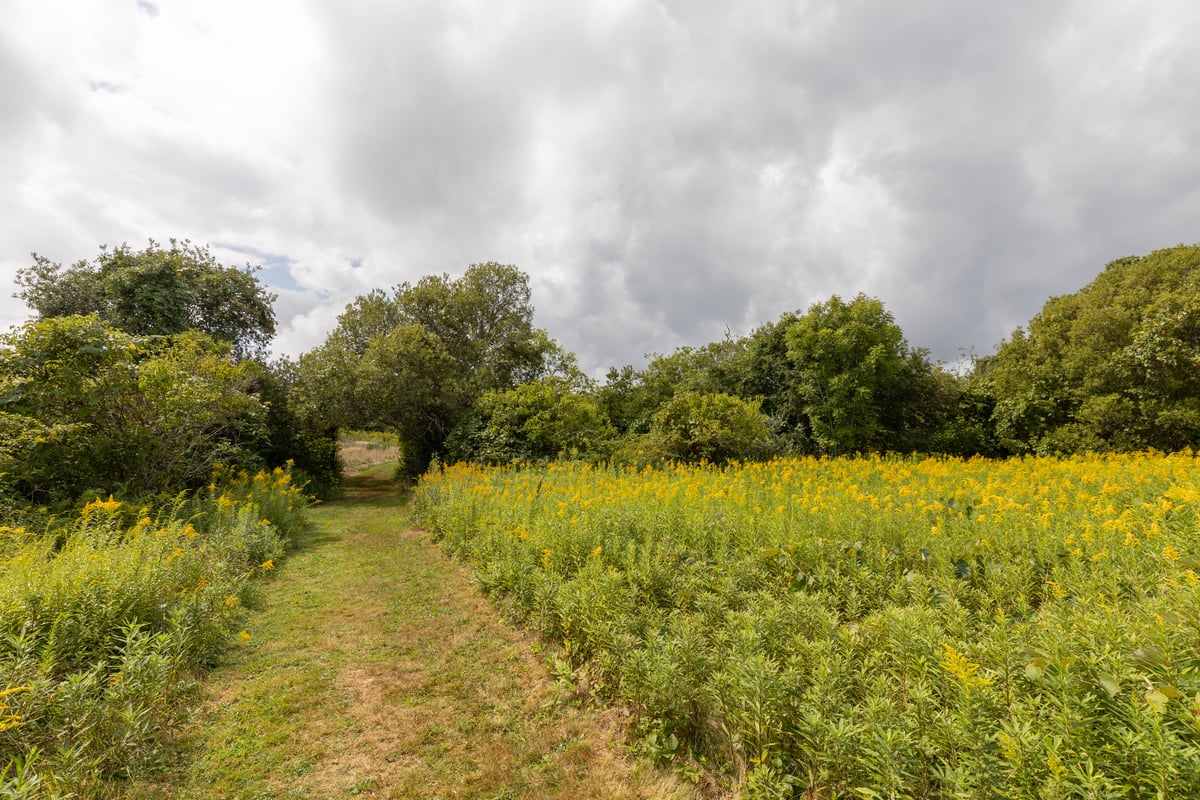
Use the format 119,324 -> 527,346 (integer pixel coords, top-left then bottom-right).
126,465 -> 693,800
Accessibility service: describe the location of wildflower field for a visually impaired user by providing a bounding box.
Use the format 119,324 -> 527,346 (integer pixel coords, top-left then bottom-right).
415,453 -> 1200,798
0,466 -> 309,797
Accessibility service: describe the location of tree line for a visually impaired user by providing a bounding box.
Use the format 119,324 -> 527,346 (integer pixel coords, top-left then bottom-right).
294,243 -> 1200,477
3,240 -> 1198,507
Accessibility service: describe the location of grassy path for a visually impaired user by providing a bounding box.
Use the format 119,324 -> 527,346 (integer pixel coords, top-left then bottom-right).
126,465 -> 693,800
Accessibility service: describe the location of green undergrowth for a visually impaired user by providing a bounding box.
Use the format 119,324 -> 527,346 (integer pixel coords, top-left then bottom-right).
415,454 -> 1200,798
0,466 -> 310,797
121,465 -> 693,800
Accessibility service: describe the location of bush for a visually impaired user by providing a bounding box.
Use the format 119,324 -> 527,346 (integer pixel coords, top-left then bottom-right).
446,378 -> 616,464
615,391 -> 774,466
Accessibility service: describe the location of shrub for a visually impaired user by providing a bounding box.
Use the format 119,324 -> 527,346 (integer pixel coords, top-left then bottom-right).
615,391 -> 773,466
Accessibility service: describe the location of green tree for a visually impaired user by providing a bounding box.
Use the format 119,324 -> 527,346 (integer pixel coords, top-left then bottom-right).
785,294 -> 913,454
289,291 -> 406,432
251,358 -> 342,498
618,391 -> 773,465
736,312 -> 809,448
131,331 -> 266,490
599,338 -> 748,435
990,244 -> 1200,453
16,240 -> 277,356
294,263 -> 563,477
0,316 -> 266,502
446,377 -> 616,464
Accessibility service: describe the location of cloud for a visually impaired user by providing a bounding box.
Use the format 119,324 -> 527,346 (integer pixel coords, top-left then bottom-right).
1,0 -> 1198,377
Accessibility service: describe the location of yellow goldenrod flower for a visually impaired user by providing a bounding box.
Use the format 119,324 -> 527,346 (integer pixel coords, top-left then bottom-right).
82,494 -> 122,515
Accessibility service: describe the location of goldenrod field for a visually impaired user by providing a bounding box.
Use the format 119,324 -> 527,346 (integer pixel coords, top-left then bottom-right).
0,466 -> 310,795
416,453 -> 1200,798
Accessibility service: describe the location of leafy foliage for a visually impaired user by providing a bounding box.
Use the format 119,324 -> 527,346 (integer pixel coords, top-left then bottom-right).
294,263 -> 565,477
16,240 -> 277,357
446,377 -> 616,464
990,244 -> 1200,453
600,339 -> 748,436
784,293 -> 941,455
617,391 -> 773,466
0,316 -> 265,503
251,358 -> 343,498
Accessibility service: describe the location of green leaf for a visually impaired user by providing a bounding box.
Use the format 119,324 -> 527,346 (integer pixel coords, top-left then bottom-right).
1132,647 -> 1169,668
1098,673 -> 1120,697
1146,687 -> 1170,713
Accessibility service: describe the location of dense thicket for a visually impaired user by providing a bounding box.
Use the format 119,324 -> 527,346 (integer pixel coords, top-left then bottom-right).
291,244 -> 1200,471
8,241 -> 1197,499
3,242 -> 338,507
0,316 -> 263,503
594,294 -> 971,461
988,244 -> 1200,454
292,262 -> 572,477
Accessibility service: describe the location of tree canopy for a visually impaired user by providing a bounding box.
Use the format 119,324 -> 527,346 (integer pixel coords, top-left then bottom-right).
293,262 -> 566,476
10,235 -> 1199,493
16,240 -> 277,357
989,244 -> 1200,453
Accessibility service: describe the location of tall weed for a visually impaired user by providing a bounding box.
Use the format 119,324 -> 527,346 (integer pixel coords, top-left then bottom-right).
416,453 -> 1200,797
0,466 -> 310,795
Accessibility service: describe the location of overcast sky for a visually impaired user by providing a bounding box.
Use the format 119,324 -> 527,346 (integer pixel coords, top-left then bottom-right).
2,1 -> 1198,375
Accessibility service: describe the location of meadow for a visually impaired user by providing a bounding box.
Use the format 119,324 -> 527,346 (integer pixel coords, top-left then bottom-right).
0,466 -> 309,797
415,453 -> 1200,798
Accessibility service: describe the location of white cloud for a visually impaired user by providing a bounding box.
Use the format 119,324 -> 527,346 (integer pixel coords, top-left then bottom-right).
2,0 -> 1199,374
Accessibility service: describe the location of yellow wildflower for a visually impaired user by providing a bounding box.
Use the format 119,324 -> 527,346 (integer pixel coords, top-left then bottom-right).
82,494 -> 122,515
940,643 -> 993,692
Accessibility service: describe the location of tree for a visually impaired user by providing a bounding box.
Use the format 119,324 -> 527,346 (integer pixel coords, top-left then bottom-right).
16,240 -> 277,356
446,377 -> 615,464
737,312 -> 809,448
126,333 -> 266,491
294,263 -> 563,477
785,294 -> 913,454
0,316 -> 266,502
989,244 -> 1200,453
288,291 -> 405,432
617,391 -> 773,465
251,358 -> 342,498
598,338 -> 748,436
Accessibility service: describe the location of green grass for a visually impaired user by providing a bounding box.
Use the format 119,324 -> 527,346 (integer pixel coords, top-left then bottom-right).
123,465 -> 693,800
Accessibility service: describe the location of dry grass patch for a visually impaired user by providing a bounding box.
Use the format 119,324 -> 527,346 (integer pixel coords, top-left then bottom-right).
339,436 -> 400,476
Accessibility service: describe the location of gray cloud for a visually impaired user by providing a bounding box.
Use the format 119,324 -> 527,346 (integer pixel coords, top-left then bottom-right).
1,0 -> 1198,376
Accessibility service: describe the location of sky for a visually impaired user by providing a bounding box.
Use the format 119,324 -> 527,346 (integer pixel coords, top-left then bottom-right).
2,1 -> 1198,376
